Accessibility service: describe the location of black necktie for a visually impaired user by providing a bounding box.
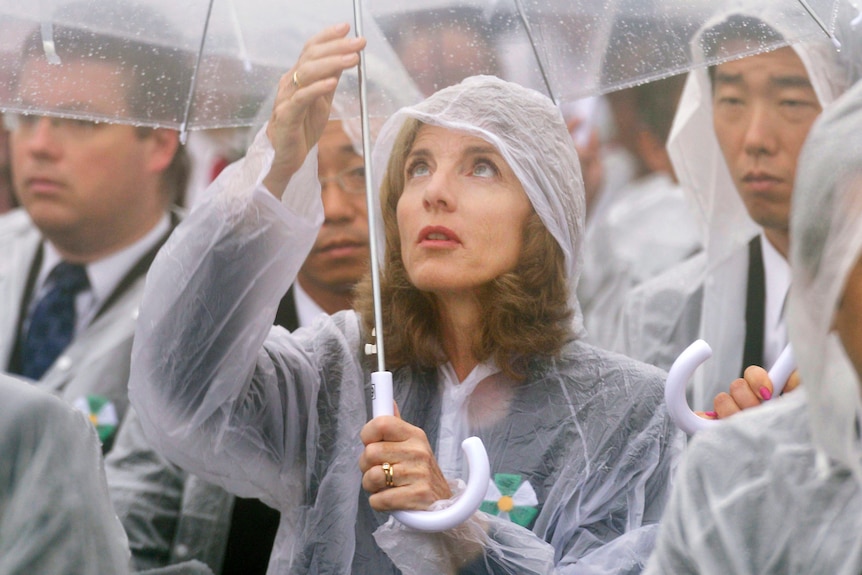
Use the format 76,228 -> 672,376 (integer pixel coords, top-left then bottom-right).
741,238 -> 765,376
16,262 -> 90,380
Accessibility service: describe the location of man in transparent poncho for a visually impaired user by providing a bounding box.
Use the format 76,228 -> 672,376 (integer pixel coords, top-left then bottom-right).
644,70 -> 862,575
614,10 -> 847,413
0,372 -> 130,574
129,24 -> 682,574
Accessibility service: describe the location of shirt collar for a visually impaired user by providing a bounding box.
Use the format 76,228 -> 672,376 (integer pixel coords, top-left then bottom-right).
40,213 -> 172,306
292,280 -> 327,328
760,233 -> 792,368
760,232 -> 791,331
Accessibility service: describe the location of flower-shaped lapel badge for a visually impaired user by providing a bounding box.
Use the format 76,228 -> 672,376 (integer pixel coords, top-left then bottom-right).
480,473 -> 539,527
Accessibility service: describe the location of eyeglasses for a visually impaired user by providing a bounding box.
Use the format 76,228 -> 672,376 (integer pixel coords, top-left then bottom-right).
3,113 -> 104,139
319,165 -> 366,195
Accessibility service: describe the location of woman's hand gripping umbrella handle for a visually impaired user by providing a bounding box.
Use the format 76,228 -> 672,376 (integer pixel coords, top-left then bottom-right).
371,371 -> 491,532
665,340 -> 796,435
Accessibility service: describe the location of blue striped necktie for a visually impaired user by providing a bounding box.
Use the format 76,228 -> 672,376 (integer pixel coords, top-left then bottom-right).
17,262 -> 90,380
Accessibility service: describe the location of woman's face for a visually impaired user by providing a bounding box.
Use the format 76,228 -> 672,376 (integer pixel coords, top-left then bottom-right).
834,253 -> 862,380
396,124 -> 533,296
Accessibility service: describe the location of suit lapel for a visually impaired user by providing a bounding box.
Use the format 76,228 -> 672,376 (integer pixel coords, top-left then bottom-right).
0,214 -> 41,370
274,285 -> 299,331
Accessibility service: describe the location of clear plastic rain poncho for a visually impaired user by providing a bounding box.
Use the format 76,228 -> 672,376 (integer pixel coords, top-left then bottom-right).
0,373 -> 130,575
616,6 -> 848,410
643,73 -> 862,575
129,75 -> 683,574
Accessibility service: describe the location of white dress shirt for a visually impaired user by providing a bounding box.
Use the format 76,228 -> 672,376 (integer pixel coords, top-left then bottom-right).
760,233 -> 791,370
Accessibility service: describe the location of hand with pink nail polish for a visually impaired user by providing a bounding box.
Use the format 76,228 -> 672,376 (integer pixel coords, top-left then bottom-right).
709,365 -> 800,420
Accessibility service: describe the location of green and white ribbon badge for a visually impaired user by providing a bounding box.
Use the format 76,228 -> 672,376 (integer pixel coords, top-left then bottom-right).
480,473 -> 539,527
73,394 -> 118,444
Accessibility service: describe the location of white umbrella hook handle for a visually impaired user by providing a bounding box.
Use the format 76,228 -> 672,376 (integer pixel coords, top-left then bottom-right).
371,371 -> 491,532
665,340 -> 796,435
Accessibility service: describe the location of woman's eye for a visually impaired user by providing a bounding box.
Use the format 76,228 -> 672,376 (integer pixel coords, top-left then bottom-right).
407,161 -> 430,178
472,160 -> 498,178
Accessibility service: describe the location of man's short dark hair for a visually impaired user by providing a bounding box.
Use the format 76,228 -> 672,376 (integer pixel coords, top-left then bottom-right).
16,1 -> 191,203
700,15 -> 786,86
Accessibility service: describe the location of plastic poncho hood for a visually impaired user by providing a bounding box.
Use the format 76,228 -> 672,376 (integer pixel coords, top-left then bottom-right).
0,374 -> 131,574
372,75 -> 587,331
790,78 -> 862,480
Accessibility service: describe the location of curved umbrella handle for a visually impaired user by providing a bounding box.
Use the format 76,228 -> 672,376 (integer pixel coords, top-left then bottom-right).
665,340 -> 796,435
371,371 -> 491,532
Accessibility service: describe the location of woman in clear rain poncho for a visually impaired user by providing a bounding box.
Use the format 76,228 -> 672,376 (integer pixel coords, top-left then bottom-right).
614,8 -> 847,411
644,77 -> 862,574
129,25 -> 682,575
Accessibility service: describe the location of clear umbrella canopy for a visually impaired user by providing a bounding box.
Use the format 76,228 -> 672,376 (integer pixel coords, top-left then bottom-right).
0,0 -> 421,131
0,0 -> 846,133
370,0 -> 844,103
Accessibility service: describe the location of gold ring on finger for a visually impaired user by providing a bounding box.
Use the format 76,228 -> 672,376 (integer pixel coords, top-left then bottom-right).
382,462 -> 395,488
292,70 -> 302,89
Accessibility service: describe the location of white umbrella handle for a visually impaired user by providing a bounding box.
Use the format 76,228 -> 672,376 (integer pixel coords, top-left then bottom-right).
371,371 -> 491,532
665,340 -> 796,435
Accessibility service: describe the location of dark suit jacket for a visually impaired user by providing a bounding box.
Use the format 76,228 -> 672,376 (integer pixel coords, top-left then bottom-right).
273,285 -> 299,331
220,285 -> 297,575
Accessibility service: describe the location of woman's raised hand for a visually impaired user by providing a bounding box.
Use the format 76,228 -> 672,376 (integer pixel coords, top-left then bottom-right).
263,23 -> 366,197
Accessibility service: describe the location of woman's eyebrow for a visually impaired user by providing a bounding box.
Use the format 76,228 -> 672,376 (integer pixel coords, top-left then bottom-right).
463,145 -> 499,156
406,144 -> 500,161
405,147 -> 431,161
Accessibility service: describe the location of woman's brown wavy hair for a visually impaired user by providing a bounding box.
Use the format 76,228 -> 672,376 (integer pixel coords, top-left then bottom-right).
354,118 -> 574,380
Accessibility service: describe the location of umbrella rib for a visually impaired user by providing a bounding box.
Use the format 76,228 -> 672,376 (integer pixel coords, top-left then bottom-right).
39,21 -> 62,65
795,0 -> 841,47
353,0 -> 386,373
179,0 -> 218,140
226,0 -> 253,72
512,0 -> 557,105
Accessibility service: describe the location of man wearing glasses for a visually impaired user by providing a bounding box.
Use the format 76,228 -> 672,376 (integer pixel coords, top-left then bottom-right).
0,19 -> 186,453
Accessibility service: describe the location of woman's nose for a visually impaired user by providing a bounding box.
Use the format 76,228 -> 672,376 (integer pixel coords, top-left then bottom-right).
421,169 -> 456,211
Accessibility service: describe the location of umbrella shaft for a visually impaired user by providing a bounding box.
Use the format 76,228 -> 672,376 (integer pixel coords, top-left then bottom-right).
353,0 -> 386,373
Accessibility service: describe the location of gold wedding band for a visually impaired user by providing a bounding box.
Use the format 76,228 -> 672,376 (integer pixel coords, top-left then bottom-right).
382,462 -> 395,488
292,71 -> 302,89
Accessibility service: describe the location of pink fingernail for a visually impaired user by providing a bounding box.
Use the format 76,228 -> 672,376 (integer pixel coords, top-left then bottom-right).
759,387 -> 772,401
704,411 -> 718,418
